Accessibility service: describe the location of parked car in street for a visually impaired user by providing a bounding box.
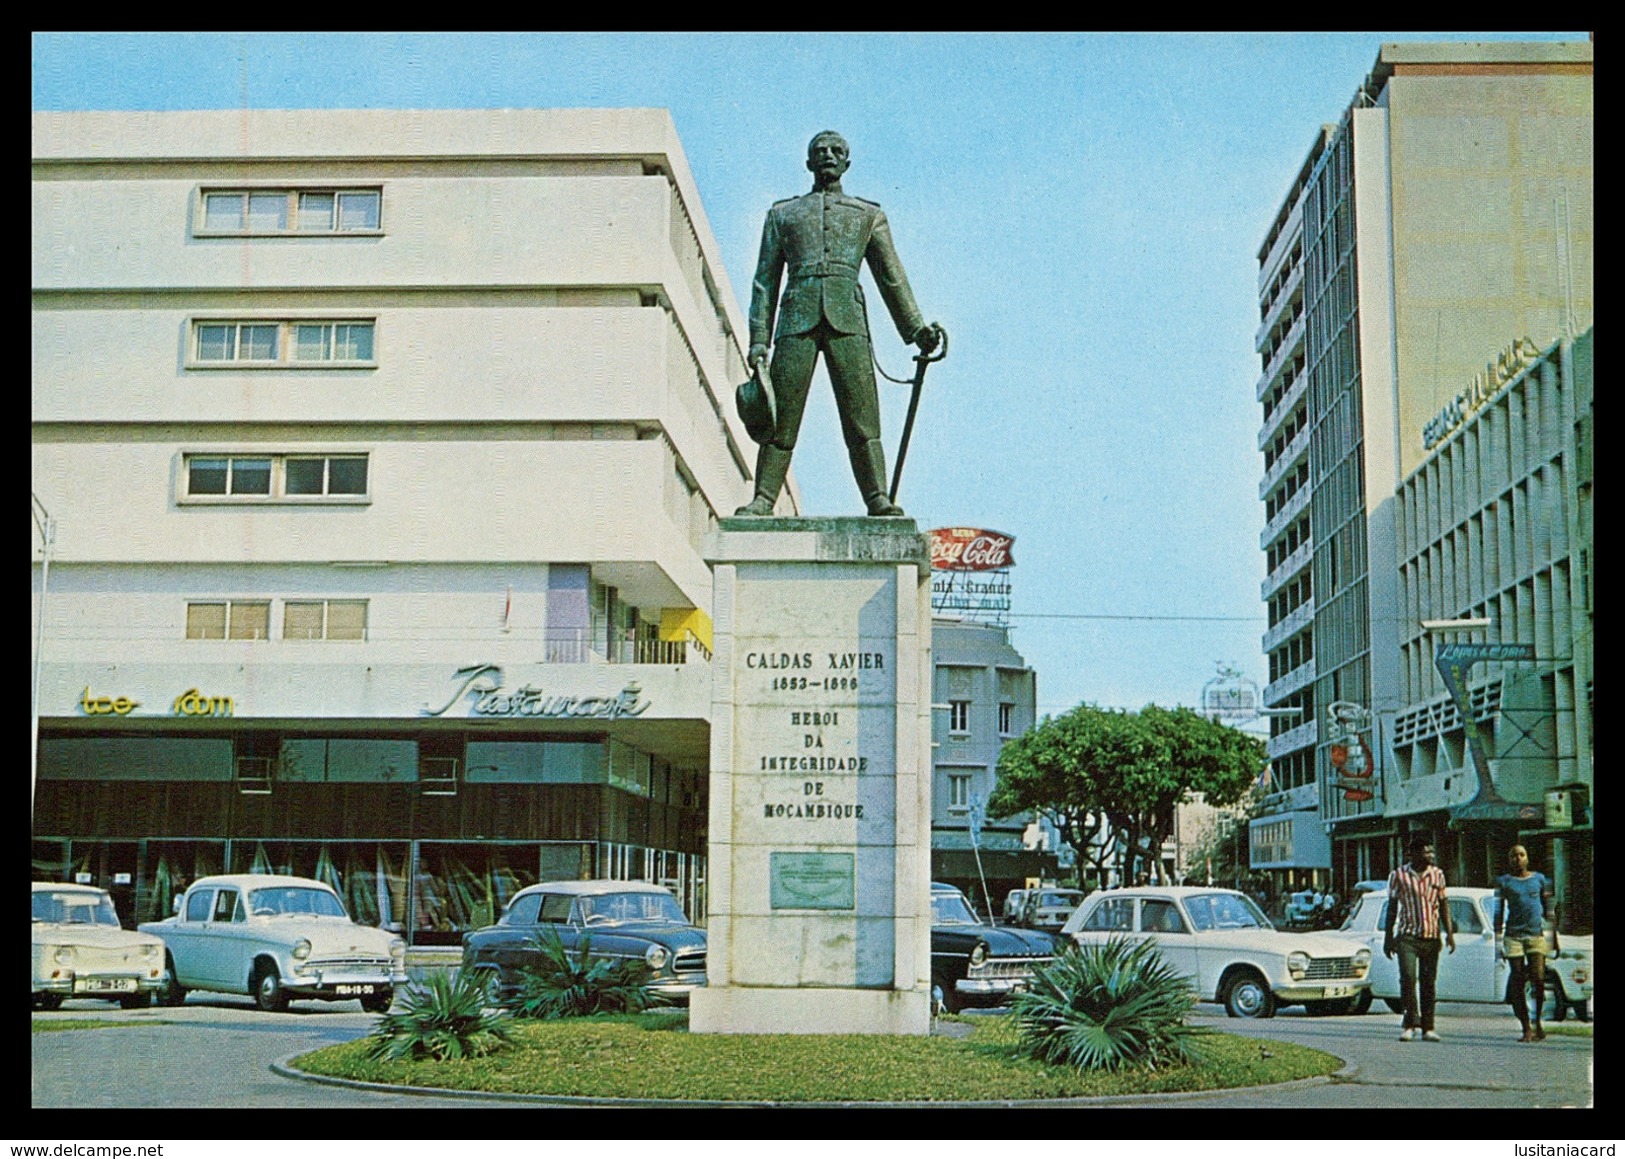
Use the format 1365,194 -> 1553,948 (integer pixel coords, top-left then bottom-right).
1347,879 -> 1387,905
931,882 -> 1057,1014
1332,879 -> 1388,930
1017,888 -> 1089,932
460,880 -> 706,1006
140,874 -> 407,1012
1002,889 -> 1031,926
32,882 -> 167,1010
1283,889 -> 1321,928
1330,886 -> 1591,1021
1060,886 -> 1372,1019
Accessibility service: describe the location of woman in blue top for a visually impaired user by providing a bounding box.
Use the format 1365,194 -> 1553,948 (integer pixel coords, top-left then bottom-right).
1494,844 -> 1558,1042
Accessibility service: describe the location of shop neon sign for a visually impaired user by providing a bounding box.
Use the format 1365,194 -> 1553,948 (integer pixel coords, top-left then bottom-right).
1325,700 -> 1375,802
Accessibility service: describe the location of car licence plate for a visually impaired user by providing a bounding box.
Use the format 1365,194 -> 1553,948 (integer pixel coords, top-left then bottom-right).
1323,985 -> 1355,998
79,978 -> 137,993
335,985 -> 376,996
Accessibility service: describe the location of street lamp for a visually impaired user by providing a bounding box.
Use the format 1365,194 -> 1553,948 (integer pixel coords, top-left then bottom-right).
31,492 -> 55,821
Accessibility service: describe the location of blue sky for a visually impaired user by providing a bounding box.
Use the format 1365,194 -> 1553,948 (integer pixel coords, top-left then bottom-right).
32,32 -> 1588,720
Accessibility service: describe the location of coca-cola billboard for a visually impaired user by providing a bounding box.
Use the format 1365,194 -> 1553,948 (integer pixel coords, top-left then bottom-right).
929,528 -> 1016,572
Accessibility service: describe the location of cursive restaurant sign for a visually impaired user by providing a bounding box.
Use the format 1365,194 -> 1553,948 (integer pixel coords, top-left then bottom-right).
929,527 -> 1015,572
423,663 -> 651,719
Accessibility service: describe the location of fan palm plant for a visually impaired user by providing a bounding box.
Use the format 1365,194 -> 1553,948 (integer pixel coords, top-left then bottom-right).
366,969 -> 513,1062
504,929 -> 662,1019
1011,936 -> 1207,1072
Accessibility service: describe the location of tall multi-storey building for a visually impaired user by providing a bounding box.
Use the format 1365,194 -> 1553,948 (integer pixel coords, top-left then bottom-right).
31,109 -> 786,941
929,618 -> 1046,916
1252,41 -> 1592,916
1253,132 -> 1331,897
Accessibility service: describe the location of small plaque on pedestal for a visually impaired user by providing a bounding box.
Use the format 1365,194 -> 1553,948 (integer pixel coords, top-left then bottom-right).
770,852 -> 855,910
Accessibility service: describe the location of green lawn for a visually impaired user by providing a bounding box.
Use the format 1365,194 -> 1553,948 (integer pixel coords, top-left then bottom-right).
32,1019 -> 161,1033
1543,1023 -> 1592,1039
292,1011 -> 1340,1102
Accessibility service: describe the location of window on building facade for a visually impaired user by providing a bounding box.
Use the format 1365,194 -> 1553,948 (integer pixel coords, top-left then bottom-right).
949,700 -> 970,733
186,601 -> 271,640
283,455 -> 369,496
947,772 -> 971,812
182,454 -> 368,502
284,600 -> 367,641
198,188 -> 382,235
998,702 -> 1014,735
191,320 -> 375,366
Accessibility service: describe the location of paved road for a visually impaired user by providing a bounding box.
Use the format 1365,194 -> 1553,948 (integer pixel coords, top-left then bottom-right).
31,994 -> 1593,1110
31,995 -> 516,1110
1168,1004 -> 1593,1109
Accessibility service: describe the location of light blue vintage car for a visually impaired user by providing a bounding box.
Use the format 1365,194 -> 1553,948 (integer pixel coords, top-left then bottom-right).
141,874 -> 407,1012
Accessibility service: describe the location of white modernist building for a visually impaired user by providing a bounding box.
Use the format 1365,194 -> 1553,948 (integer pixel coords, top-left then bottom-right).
32,108 -> 793,941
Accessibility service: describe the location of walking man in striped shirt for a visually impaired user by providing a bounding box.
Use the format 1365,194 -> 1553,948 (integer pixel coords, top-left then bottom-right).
1384,835 -> 1456,1041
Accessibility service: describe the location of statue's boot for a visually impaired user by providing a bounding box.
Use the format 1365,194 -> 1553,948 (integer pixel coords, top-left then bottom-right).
851,439 -> 904,517
735,444 -> 792,516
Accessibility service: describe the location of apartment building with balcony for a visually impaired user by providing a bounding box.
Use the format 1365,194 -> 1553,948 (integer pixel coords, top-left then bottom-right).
1251,41 -> 1592,902
929,618 -> 1046,916
31,108 -> 788,941
1252,128 -> 1334,892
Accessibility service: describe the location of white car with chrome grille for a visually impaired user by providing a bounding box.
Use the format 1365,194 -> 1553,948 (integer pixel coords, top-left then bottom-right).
33,882 -> 167,1009
1060,885 -> 1372,1019
140,874 -> 407,1012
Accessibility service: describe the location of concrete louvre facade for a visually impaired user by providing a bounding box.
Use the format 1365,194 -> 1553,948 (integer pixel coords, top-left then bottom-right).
1252,42 -> 1592,922
928,619 -> 1048,915
32,109 -> 788,941
1389,329 -> 1592,928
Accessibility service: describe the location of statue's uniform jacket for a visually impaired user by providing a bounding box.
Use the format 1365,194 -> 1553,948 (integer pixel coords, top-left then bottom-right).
749,189 -> 926,348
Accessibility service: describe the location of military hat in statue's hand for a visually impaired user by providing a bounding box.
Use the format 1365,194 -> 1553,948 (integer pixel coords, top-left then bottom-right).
735,362 -> 777,445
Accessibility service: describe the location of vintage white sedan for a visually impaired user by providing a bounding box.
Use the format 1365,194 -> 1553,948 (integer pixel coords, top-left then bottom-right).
1060,886 -> 1372,1019
33,883 -> 167,1010
140,874 -> 407,1012
1331,886 -> 1592,1021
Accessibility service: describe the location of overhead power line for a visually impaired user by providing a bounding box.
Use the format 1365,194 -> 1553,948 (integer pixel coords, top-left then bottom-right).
1007,613 -> 1266,623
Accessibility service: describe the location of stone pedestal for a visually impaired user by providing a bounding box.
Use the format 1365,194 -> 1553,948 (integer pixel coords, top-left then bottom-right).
689,517 -> 933,1035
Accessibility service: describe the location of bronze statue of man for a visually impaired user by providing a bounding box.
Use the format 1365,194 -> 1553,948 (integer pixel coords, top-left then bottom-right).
736,131 -> 940,517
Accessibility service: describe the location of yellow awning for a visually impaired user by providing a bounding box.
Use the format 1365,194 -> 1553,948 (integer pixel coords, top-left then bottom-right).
659,607 -> 713,652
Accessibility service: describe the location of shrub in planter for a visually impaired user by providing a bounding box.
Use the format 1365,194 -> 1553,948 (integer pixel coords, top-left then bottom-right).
366,969 -> 513,1062
1011,936 -> 1206,1072
504,929 -> 662,1019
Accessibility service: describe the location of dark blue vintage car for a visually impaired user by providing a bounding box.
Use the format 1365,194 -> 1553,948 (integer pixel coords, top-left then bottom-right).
460,880 -> 706,1005
930,882 -> 1057,1014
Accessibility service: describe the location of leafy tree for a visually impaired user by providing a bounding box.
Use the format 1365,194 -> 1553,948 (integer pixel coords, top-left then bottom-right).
1184,783 -> 1269,888
985,704 -> 1151,888
989,703 -> 1266,887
